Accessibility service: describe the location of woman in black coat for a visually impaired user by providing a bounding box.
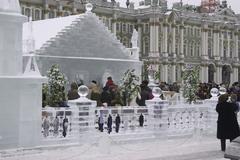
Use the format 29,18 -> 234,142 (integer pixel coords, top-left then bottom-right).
216,94 -> 240,151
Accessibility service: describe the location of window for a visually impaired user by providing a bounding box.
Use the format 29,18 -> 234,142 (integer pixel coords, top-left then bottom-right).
25,8 -> 31,19
35,10 -> 40,20
130,25 -> 133,33
116,23 -> 120,31
21,7 -> 24,15
64,12 -> 69,17
122,24 -> 126,32
145,24 -> 149,33
49,11 -> 55,18
144,38 -> 149,55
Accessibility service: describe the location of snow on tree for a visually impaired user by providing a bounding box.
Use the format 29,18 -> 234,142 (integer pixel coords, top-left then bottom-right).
182,65 -> 200,104
46,64 -> 67,107
119,69 -> 140,106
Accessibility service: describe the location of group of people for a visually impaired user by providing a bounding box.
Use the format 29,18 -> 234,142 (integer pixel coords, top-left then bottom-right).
67,77 -> 124,107
98,113 -> 144,134
67,77 -> 155,107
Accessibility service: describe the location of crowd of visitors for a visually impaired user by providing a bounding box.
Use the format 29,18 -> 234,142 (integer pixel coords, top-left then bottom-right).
64,75 -> 240,107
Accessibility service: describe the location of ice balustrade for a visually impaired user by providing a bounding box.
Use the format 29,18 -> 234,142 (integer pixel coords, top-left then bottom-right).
41,86 -> 240,145
95,106 -> 149,132
40,85 -> 96,145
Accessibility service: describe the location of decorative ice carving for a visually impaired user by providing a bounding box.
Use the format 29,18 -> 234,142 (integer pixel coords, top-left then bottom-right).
23,53 -> 41,76
131,29 -> 138,48
85,3 -> 93,13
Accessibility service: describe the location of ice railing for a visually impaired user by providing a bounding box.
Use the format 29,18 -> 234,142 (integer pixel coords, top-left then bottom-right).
41,102 -> 213,139
41,86 -> 240,143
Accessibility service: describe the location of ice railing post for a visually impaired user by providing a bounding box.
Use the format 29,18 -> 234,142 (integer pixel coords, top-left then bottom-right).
146,87 -> 169,137
68,85 -> 97,143
204,87 -> 223,135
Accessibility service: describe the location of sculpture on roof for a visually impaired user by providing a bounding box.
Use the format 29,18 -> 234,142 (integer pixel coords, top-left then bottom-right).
131,29 -> 138,48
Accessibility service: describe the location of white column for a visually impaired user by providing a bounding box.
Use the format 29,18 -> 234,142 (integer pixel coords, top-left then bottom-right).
149,18 -> 159,57
137,21 -> 142,53
215,65 -> 222,84
227,32 -> 230,58
213,29 -> 220,58
232,67 -> 238,83
163,23 -> 168,57
162,64 -> 168,82
112,20 -> 117,35
171,64 -> 176,83
220,31 -> 224,57
172,24 -> 176,57
200,65 -> 208,83
180,25 -> 184,56
234,32 -> 239,61
43,4 -> 49,19
201,28 -> 206,57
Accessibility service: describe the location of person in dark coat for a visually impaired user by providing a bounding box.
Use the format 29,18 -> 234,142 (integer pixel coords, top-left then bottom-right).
115,114 -> 121,133
139,113 -> 144,127
101,86 -> 112,106
62,116 -> 69,137
136,80 -> 153,106
67,82 -> 80,100
107,114 -> 112,134
216,94 -> 240,151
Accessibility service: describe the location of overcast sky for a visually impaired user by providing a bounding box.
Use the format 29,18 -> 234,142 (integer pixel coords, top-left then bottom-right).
116,0 -> 240,14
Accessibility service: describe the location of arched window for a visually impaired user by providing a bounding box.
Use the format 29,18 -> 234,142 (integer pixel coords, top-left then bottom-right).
35,9 -> 41,20
116,23 -> 120,32
25,8 -> 31,19
143,38 -> 149,55
64,12 -> 69,17
122,24 -> 126,32
49,11 -> 55,19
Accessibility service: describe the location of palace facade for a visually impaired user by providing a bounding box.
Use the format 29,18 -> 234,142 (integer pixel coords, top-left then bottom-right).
19,0 -> 240,85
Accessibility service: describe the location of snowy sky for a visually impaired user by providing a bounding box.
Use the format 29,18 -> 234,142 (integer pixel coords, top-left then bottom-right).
116,0 -> 240,14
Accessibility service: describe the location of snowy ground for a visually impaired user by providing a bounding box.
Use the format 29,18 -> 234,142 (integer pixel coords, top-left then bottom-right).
0,133 -> 228,160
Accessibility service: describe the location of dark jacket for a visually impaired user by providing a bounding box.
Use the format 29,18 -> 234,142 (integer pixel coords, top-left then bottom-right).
107,115 -> 112,128
136,86 -> 153,106
216,102 -> 240,140
67,89 -> 80,100
115,115 -> 121,125
101,88 -> 112,106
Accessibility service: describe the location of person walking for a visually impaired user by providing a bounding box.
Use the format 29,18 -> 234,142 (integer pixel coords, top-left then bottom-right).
139,113 -> 144,127
107,114 -> 112,134
216,94 -> 240,151
115,114 -> 121,133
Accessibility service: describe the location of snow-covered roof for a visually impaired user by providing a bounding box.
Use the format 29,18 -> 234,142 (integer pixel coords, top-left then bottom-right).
23,14 -> 82,51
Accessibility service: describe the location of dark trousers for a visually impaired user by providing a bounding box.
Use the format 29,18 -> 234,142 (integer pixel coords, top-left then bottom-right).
99,123 -> 104,132
108,126 -> 112,134
220,138 -> 234,151
115,124 -> 120,133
